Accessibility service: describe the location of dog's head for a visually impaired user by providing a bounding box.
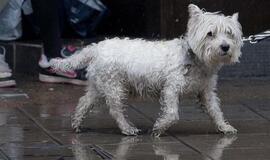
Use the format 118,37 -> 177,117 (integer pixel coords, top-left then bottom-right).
186,4 -> 243,66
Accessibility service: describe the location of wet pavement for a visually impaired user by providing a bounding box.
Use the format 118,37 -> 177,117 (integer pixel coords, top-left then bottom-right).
0,75 -> 270,160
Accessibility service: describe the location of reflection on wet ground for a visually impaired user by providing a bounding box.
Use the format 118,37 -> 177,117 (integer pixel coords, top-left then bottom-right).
0,77 -> 270,159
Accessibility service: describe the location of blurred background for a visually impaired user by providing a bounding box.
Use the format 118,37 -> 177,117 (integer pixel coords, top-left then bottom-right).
21,0 -> 270,39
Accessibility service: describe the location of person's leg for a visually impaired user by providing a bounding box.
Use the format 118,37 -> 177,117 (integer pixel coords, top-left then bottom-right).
0,45 -> 16,87
31,0 -> 87,85
31,0 -> 62,59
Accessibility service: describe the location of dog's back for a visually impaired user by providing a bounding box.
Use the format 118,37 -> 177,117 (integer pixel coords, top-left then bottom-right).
91,38 -> 188,75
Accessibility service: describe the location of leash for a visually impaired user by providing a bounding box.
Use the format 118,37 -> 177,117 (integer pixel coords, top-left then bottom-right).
243,30 -> 270,44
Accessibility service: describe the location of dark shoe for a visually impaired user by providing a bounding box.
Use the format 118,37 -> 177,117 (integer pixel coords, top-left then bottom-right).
39,67 -> 87,85
0,45 -> 16,87
0,75 -> 16,87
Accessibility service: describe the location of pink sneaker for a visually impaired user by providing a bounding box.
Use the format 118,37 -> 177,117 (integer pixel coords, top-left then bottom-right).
38,54 -> 87,85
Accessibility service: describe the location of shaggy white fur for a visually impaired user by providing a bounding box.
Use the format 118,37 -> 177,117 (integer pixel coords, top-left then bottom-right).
50,4 -> 243,137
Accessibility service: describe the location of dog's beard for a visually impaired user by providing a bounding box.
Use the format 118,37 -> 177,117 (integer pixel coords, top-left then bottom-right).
200,46 -> 236,66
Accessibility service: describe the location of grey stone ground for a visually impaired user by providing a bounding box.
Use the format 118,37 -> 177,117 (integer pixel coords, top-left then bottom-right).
1,75 -> 270,160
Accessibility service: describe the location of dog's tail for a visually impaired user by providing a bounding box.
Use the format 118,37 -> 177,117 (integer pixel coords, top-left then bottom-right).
49,45 -> 95,71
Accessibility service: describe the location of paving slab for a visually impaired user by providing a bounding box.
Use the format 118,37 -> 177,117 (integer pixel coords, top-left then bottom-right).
177,134 -> 270,160
0,88 -> 28,100
1,144 -> 102,160
240,100 -> 270,120
0,108 -> 54,146
59,135 -> 205,160
129,99 -> 270,134
100,139 -> 204,160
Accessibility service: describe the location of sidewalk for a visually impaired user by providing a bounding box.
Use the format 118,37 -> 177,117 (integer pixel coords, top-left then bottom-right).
0,76 -> 270,160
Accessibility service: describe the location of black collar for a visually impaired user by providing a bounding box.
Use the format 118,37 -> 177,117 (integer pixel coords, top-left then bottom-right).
187,42 -> 196,61
181,36 -> 196,58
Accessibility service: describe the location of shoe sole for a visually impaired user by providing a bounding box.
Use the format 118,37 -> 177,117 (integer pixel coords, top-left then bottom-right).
0,80 -> 16,87
39,74 -> 87,86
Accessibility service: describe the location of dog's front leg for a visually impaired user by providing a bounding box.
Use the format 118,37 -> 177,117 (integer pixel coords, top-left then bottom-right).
103,80 -> 140,136
152,84 -> 181,137
199,82 -> 237,134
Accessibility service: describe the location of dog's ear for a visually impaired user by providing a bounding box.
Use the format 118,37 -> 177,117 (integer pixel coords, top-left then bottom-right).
231,12 -> 239,22
188,4 -> 203,17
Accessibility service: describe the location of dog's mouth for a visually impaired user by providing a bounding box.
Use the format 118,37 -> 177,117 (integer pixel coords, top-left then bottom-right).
214,52 -> 233,64
219,51 -> 232,57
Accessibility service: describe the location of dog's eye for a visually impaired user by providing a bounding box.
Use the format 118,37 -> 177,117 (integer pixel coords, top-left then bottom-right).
207,32 -> 213,37
227,31 -> 231,35
226,31 -> 234,37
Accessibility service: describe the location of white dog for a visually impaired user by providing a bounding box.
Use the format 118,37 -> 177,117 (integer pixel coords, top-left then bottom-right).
50,4 -> 243,137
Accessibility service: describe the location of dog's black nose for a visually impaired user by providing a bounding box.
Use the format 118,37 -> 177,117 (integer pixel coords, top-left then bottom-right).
221,44 -> 230,52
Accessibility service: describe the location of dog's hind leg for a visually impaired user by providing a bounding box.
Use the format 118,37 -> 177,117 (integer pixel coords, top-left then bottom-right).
101,78 -> 140,136
72,83 -> 99,133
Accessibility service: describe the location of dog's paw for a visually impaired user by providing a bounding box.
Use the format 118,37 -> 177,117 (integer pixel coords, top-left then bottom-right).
71,122 -> 82,133
72,126 -> 82,133
218,124 -> 238,135
121,127 -> 141,136
151,129 -> 165,138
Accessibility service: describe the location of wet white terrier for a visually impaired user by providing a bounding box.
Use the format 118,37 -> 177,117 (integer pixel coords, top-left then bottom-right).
50,4 -> 243,137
